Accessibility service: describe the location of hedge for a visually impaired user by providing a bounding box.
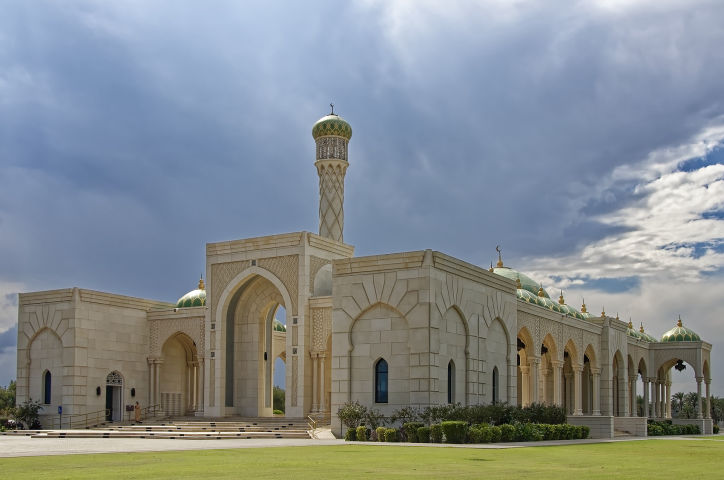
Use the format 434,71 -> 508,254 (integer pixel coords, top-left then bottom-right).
647,420 -> 700,436
376,426 -> 387,442
384,428 -> 398,442
344,427 -> 356,441
416,426 -> 431,443
430,424 -> 443,443
356,426 -> 368,441
441,421 -> 468,444
403,422 -> 425,442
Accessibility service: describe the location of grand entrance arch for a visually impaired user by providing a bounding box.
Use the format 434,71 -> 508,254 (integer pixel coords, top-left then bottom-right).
219,268 -> 294,417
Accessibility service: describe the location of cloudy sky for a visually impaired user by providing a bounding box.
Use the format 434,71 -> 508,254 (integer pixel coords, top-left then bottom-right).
1,1 -> 723,396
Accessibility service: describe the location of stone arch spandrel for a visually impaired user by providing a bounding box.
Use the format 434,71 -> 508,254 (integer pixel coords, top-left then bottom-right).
215,267 -> 294,328
564,338 -> 580,367
152,319 -> 205,358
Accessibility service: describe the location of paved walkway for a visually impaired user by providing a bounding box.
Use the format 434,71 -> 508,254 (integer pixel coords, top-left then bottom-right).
0,436 -> 344,457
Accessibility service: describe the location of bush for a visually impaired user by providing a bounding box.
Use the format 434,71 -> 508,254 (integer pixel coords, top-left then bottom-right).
441,421 -> 468,444
580,425 -> 590,439
403,422 -> 424,442
648,423 -> 664,436
365,409 -> 386,430
273,409 -> 283,415
499,423 -> 515,442
337,401 -> 368,429
513,423 -> 543,442
430,424 -> 443,443
356,426 -> 368,441
344,427 -> 356,441
384,428 -> 398,442
714,424 -> 720,434
468,423 -> 493,443
416,426 -> 431,443
490,425 -> 502,443
14,399 -> 42,430
369,429 -> 378,441
376,426 -> 386,442
647,420 -> 700,436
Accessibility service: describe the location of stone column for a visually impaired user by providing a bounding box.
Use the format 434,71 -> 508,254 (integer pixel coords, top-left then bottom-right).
311,354 -> 319,413
154,360 -> 162,412
196,358 -> 204,414
520,366 -> 530,407
696,377 -> 703,419
320,354 -> 327,413
573,366 -> 583,416
643,379 -> 650,418
705,380 -> 711,419
551,361 -> 563,407
654,381 -> 660,418
529,357 -> 540,405
591,369 -> 601,415
148,359 -> 155,406
564,372 -> 573,414
665,382 -> 672,419
629,376 -> 638,416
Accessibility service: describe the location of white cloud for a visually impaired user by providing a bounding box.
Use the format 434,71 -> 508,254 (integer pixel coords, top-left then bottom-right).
0,281 -> 22,333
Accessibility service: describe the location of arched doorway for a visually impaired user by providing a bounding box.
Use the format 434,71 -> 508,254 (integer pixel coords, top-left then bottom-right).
105,371 -> 124,422
160,333 -> 199,416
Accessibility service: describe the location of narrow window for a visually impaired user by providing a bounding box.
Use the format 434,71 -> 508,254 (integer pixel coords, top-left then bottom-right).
447,360 -> 455,404
375,359 -> 388,403
43,370 -> 52,405
492,367 -> 499,405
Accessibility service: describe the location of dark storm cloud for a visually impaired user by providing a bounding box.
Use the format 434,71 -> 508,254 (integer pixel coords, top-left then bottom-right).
0,325 -> 17,349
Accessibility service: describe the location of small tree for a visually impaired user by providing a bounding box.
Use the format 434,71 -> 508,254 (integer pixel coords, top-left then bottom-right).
273,386 -> 285,413
337,401 -> 368,429
0,380 -> 16,417
15,398 -> 42,429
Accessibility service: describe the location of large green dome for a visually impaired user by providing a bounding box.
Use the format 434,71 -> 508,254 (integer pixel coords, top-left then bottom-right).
492,266 -> 550,299
312,114 -> 352,140
661,317 -> 701,342
176,278 -> 206,308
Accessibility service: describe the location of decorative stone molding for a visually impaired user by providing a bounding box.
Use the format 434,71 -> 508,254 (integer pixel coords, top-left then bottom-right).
311,306 -> 332,354
258,255 -> 299,314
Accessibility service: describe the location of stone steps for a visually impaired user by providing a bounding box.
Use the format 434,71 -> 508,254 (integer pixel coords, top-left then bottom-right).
0,417 -> 313,440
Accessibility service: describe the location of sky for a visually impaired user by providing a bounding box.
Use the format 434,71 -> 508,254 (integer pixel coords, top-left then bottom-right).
1,0 -> 723,397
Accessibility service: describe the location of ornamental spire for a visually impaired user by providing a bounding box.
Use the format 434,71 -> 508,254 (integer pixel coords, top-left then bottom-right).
198,275 -> 205,290
677,315 -> 683,327
496,245 -> 504,268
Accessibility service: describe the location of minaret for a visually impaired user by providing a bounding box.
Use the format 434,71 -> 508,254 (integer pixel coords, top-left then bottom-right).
312,104 -> 352,242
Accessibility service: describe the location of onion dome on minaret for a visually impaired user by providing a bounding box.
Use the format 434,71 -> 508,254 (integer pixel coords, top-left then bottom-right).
661,316 -> 701,342
314,104 -> 352,243
176,276 -> 206,308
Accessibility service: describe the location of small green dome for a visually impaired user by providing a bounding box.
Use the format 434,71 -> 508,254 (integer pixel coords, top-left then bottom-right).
492,267 -> 550,299
516,289 -> 539,303
176,278 -> 206,308
661,317 -> 701,342
638,327 -> 658,343
272,318 -> 286,332
626,321 -> 642,340
312,114 -> 352,141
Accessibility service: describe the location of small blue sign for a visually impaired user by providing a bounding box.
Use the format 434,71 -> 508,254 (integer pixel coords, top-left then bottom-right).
58,405 -> 62,415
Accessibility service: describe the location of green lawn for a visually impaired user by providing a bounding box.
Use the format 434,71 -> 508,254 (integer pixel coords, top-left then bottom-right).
0,439 -> 722,479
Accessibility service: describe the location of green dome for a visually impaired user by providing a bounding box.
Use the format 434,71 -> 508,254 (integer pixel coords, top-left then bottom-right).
176,278 -> 206,308
516,289 -> 539,303
626,322 -> 642,340
661,318 -> 701,342
493,266 -> 550,298
272,318 -> 286,332
638,327 -> 658,343
312,114 -> 352,140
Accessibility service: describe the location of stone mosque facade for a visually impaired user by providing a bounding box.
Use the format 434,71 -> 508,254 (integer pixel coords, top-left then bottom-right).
15,111 -> 714,437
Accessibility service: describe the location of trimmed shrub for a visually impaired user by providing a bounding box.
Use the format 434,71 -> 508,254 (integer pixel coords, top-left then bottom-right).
714,424 -> 720,434
344,427 -> 356,441
441,420 -> 468,444
403,422 -> 425,442
376,426 -> 387,442
430,424 -> 443,443
580,425 -> 590,439
490,425 -> 502,443
417,426 -> 431,443
499,423 -> 515,442
469,423 -> 493,443
356,426 -> 368,442
384,428 -> 398,442
648,423 -> 664,436
513,423 -> 542,442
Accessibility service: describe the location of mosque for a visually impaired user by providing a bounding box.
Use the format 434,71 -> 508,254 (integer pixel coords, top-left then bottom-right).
15,110 -> 714,437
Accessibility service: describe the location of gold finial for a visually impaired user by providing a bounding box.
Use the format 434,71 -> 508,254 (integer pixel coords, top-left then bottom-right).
601,306 -> 606,318
198,275 -> 205,290
581,298 -> 587,313
537,284 -> 545,297
615,312 -> 619,322
330,102 -> 335,115
640,322 -> 645,334
489,261 -> 494,273
516,276 -> 522,289
496,245 -> 504,268
677,315 -> 682,327
628,319 -> 633,329
558,290 -> 565,305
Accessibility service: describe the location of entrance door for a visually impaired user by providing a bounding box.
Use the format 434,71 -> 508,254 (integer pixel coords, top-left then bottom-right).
105,386 -> 113,421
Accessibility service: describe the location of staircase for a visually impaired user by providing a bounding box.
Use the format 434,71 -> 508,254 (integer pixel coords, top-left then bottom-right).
3,417 -> 313,440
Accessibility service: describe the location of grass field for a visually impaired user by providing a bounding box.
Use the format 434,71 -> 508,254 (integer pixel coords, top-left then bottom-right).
1,439 -> 722,479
